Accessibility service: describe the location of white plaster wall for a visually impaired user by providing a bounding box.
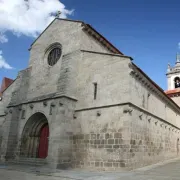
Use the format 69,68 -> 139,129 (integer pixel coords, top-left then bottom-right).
167,76 -> 171,90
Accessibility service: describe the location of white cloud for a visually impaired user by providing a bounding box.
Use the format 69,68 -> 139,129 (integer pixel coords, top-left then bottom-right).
0,50 -> 13,69
0,0 -> 73,42
0,0 -> 72,69
0,32 -> 8,43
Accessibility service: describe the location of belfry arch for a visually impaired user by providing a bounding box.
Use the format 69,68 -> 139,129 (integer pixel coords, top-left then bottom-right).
20,112 -> 49,159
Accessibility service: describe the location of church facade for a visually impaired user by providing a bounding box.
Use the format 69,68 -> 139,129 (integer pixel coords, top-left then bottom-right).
0,18 -> 180,171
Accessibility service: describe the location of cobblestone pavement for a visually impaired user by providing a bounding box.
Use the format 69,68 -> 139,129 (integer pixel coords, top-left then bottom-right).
1,159 -> 180,180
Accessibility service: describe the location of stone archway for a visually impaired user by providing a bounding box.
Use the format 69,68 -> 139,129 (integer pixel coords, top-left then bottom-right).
20,112 -> 49,159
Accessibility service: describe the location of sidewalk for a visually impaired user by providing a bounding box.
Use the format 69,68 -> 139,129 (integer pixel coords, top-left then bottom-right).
1,158 -> 180,180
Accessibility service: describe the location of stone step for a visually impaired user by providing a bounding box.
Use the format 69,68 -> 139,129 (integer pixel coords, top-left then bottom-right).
18,158 -> 47,162
6,158 -> 47,166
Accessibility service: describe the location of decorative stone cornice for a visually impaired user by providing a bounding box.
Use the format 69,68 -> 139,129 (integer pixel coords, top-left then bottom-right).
97,111 -> 101,116
129,62 -> 180,114
29,104 -> 34,109
81,50 -> 133,60
73,113 -> 77,119
18,106 -> 22,111
147,115 -> 151,122
168,93 -> 180,98
76,102 -> 180,131
8,94 -> 78,108
50,102 -> 56,107
123,105 -> 133,114
139,112 -> 143,119
59,101 -> 63,106
43,101 -> 47,106
4,110 -> 8,115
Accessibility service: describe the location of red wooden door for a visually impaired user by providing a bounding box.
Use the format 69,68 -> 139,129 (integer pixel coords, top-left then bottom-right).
38,125 -> 49,158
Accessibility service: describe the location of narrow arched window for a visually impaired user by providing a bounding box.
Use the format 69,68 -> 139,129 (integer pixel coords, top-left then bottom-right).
174,77 -> 180,88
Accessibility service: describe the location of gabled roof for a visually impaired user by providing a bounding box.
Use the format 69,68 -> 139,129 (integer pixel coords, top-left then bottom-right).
0,77 -> 14,95
30,18 -> 123,55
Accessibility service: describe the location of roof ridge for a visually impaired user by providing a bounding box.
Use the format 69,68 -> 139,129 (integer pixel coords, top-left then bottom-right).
30,18 -> 123,55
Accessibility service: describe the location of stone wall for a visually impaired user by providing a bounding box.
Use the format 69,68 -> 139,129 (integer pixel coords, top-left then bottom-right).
0,80 -> 16,115
130,64 -> 180,128
0,79 -> 17,158
127,106 -> 179,169
170,96 -> 180,108
26,19 -> 111,101
0,96 -> 76,165
69,104 -> 180,171
0,116 -> 4,155
75,51 -> 132,109
71,105 -> 129,170
64,58 -> 180,170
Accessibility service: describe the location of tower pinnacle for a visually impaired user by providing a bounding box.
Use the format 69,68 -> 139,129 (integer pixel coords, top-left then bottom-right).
176,53 -> 180,64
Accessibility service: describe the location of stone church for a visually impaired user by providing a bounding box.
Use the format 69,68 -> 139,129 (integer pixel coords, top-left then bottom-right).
0,18 -> 180,171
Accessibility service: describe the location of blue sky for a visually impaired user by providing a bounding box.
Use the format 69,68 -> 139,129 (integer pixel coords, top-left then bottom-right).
1,0 -> 180,90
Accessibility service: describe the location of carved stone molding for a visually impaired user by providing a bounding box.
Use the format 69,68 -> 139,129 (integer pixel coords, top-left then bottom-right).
123,105 -> 133,114
73,113 -> 77,119
59,101 -> 63,106
51,102 -> 56,107
97,111 -> 101,117
139,112 -> 143,119
43,101 -> 47,106
29,104 -> 34,109
147,115 -> 151,122
129,63 -> 180,114
18,106 -> 22,111
4,110 -> 8,115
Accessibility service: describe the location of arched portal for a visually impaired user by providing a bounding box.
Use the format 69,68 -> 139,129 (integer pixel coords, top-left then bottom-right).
20,112 -> 49,159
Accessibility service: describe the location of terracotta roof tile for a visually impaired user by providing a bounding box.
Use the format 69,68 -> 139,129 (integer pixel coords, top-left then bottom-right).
165,89 -> 180,95
0,77 -> 14,94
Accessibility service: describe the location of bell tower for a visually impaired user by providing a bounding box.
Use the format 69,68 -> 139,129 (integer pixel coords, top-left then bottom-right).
166,53 -> 180,90
165,53 -> 180,106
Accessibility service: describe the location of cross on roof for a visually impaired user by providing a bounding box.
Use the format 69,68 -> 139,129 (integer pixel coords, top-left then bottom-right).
56,11 -> 61,18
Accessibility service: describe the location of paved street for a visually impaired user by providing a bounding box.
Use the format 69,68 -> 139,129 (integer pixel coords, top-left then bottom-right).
1,159 -> 180,180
